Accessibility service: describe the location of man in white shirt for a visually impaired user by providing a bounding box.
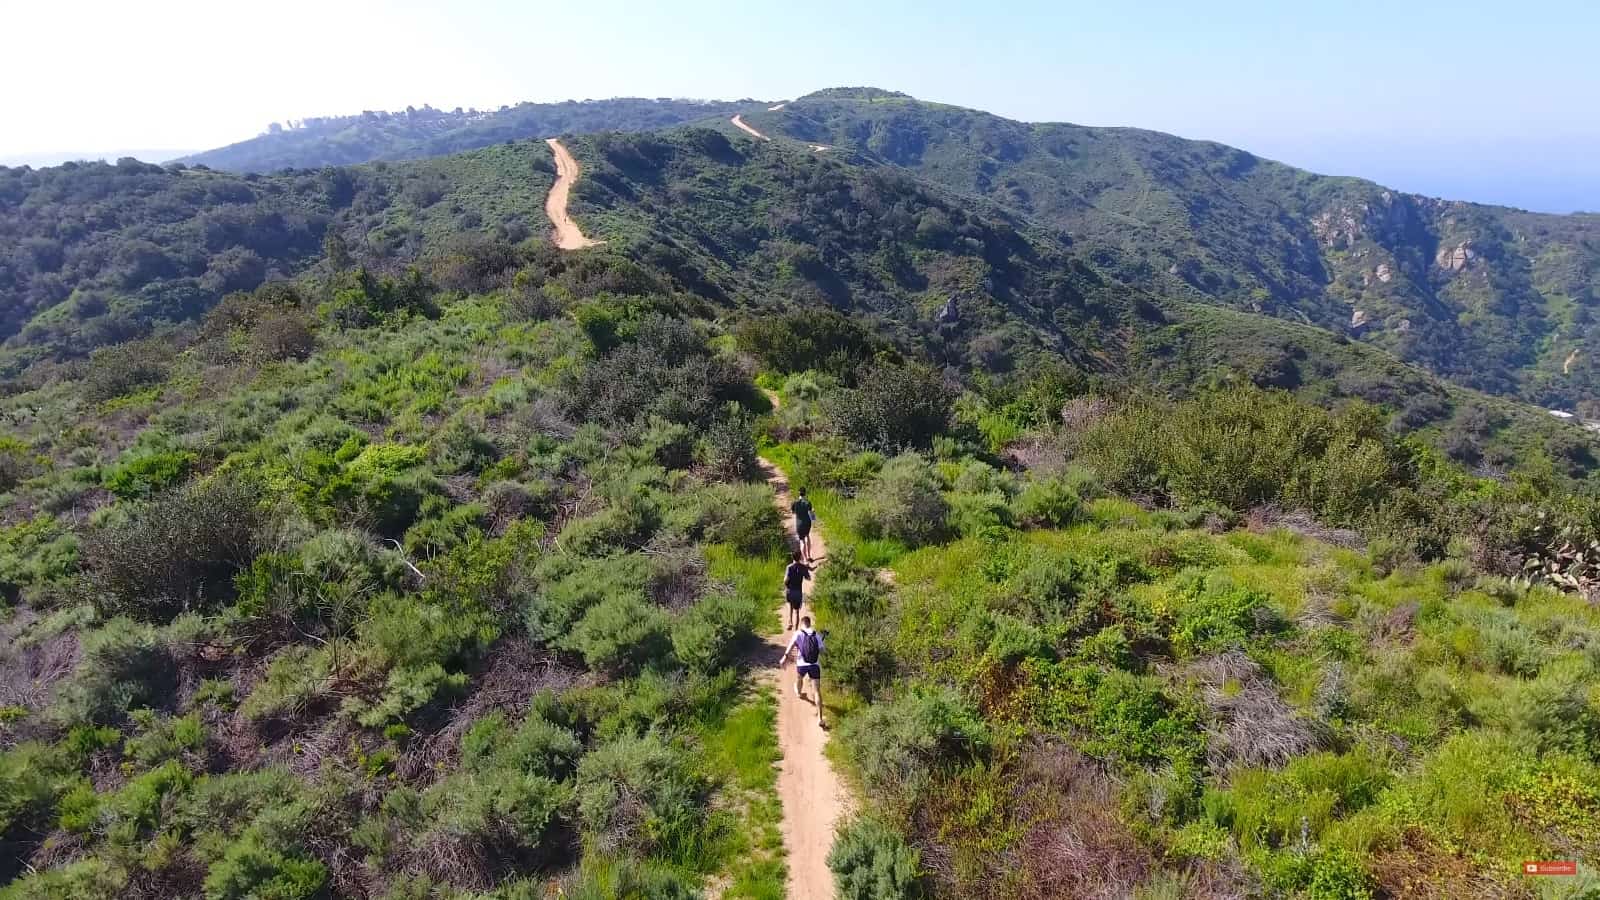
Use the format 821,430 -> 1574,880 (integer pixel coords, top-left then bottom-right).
778,616 -> 826,726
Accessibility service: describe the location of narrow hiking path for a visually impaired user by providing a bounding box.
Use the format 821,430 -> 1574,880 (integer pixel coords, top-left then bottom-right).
731,114 -> 771,141
758,456 -> 849,900
543,138 -> 601,250
756,387 -> 849,900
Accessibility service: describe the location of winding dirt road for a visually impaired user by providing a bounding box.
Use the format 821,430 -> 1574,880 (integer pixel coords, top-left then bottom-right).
731,114 -> 771,142
759,457 -> 849,900
543,138 -> 601,250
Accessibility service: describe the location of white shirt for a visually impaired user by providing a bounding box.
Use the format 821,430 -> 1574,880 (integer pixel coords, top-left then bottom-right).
783,627 -> 824,663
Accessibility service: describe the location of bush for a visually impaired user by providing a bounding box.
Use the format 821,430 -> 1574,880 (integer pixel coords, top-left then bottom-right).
947,490 -> 1012,537
420,768 -> 570,868
460,710 -> 582,779
83,475 -> 264,621
734,308 -> 881,379
82,339 -> 172,402
689,482 -> 784,557
565,594 -> 670,675
558,857 -> 701,900
49,618 -> 175,726
671,590 -> 756,674
1012,477 -> 1083,528
203,830 -> 328,900
701,403 -> 759,480
574,734 -> 706,860
839,688 -> 989,805
101,447 -> 195,500
829,817 -> 925,900
827,360 -> 954,450
852,454 -> 950,547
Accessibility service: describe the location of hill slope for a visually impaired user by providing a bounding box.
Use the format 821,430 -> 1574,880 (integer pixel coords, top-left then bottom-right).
732,89 -> 1600,409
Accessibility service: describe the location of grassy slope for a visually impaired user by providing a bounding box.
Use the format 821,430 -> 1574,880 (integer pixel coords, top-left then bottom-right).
766,437 -> 1600,898
0,280 -> 792,897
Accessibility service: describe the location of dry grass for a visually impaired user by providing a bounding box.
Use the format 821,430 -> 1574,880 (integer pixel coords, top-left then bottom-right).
1186,651 -> 1328,771
1367,831 -> 1534,900
1246,506 -> 1363,550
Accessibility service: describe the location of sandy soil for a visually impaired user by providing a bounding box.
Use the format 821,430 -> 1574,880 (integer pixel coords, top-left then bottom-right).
731,114 -> 771,141
543,138 -> 601,250
1566,348 -> 1580,375
759,450 -> 850,900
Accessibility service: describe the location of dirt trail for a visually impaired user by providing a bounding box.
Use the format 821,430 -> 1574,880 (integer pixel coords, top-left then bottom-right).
543,138 -> 601,250
768,102 -> 788,111
1565,348 -> 1581,375
731,114 -> 771,141
758,456 -> 849,900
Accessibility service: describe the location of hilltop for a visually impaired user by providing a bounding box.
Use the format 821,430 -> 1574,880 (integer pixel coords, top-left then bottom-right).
173,98 -> 750,173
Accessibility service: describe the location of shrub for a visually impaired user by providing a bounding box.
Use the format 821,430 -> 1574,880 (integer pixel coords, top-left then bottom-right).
1168,574 -> 1275,657
101,447 -> 195,500
1022,660 -> 1204,770
49,618 -> 175,726
82,475 -> 264,621
827,360 -> 954,450
852,454 -> 950,547
526,554 -> 649,643
828,817 -> 925,900
1013,477 -> 1083,528
839,688 -> 989,805
702,403 -> 759,480
460,711 -> 582,779
420,769 -> 570,868
203,830 -> 328,900
0,857 -> 127,899
672,590 -> 756,674
0,742 -> 80,869
558,857 -> 701,900
689,482 -> 784,556
947,491 -> 1012,537
574,734 -> 706,859
565,594 -> 670,674
82,339 -> 172,402
734,308 -> 880,379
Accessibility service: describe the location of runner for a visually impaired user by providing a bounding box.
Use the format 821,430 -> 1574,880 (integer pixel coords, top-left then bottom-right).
783,551 -> 813,631
792,488 -> 816,561
778,615 -> 826,726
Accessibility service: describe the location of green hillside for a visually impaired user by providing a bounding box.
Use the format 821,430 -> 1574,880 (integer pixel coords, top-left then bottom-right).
737,90 -> 1600,408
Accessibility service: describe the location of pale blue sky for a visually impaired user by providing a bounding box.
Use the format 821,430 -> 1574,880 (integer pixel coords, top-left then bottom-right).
4,0 -> 1595,211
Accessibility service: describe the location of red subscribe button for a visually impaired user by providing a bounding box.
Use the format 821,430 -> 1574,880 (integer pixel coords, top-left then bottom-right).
1523,861 -> 1577,876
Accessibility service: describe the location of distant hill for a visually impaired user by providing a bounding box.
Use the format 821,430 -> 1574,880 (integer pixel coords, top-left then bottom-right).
174,98 -> 749,173
734,91 -> 1600,411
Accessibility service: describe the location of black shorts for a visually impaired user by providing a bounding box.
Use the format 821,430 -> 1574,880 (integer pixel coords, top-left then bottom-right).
796,519 -> 812,538
786,590 -> 803,609
797,663 -> 820,680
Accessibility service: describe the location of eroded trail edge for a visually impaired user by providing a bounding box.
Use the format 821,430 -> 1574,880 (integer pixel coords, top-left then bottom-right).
543,138 -> 601,249
758,454 -> 850,900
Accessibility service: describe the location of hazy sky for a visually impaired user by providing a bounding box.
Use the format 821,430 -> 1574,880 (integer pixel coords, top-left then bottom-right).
5,0 -> 1596,211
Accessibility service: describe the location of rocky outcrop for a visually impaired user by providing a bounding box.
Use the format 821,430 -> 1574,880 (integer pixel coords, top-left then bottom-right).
1375,263 -> 1393,283
1436,241 -> 1476,272
1351,309 -> 1370,329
